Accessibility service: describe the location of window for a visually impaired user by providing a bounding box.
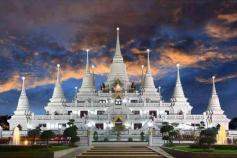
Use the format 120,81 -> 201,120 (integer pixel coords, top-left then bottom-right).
80,111 -> 88,118
134,123 -> 142,129
131,100 -> 138,103
68,111 -> 72,115
165,110 -> 169,115
115,99 -> 122,105
96,123 -> 104,129
132,111 -> 140,115
99,100 -> 106,103
39,124 -> 46,128
149,111 -> 157,118
97,111 -> 105,115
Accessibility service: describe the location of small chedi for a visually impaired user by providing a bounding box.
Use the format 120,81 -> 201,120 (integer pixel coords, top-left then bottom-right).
7,28 -> 230,140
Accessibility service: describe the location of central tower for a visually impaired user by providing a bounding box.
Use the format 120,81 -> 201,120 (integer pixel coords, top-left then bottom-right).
106,27 -> 129,89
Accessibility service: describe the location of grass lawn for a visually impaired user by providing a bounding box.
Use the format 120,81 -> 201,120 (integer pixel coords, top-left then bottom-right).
0,145 -> 75,152
172,145 -> 237,154
48,145 -> 75,152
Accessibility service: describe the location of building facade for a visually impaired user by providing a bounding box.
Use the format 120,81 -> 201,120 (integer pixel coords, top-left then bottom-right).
8,28 -> 230,136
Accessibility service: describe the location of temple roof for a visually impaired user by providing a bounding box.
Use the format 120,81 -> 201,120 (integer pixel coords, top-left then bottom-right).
14,76 -> 30,115
50,64 -> 66,103
172,64 -> 187,102
142,49 -> 160,99
106,27 -> 129,88
207,76 -> 224,115
78,49 -> 96,94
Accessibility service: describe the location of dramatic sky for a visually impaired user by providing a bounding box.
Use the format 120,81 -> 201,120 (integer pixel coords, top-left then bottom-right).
0,0 -> 237,118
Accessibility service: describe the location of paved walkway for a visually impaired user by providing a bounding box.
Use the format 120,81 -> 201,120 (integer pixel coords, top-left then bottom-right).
76,145 -> 167,158
60,147 -> 90,158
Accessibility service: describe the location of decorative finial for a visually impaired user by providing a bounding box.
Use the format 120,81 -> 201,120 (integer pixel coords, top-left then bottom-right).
141,65 -> 144,69
116,27 -> 119,31
147,49 -> 150,53
91,64 -> 95,69
176,63 -> 180,68
86,49 -> 89,53
74,86 -> 78,90
212,76 -> 215,80
57,64 -> 60,68
22,76 -> 25,81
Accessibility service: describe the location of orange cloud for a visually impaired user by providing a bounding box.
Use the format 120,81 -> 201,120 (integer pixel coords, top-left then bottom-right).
196,73 -> 237,84
218,13 -> 237,23
205,23 -> 237,39
158,47 -> 237,67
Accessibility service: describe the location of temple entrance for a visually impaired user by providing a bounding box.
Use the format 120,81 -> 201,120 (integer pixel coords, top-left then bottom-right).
115,118 -> 123,128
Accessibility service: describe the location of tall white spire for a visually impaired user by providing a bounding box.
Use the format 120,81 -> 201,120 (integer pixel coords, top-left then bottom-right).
172,64 -> 186,101
142,49 -> 160,101
146,49 -> 151,74
85,49 -> 90,74
106,27 -> 129,87
113,27 -> 123,62
50,64 -> 66,102
171,64 -> 192,114
14,76 -> 30,115
207,76 -> 224,114
78,49 -> 96,94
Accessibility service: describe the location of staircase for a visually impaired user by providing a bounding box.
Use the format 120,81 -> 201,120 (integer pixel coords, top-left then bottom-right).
77,145 -> 166,158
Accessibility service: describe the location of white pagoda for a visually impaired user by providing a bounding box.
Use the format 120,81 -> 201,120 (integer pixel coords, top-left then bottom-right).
8,28 -> 230,138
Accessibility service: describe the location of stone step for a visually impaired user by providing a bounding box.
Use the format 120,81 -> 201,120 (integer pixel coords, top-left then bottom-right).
77,146 -> 166,158
82,152 -> 158,155
77,155 -> 164,158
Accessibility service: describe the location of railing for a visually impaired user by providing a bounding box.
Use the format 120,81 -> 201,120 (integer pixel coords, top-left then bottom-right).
32,115 -> 82,121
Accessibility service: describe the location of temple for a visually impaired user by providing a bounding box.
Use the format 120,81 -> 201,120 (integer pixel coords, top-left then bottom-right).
8,28 -> 230,137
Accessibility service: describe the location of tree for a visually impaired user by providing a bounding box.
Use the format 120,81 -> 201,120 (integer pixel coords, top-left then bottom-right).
40,130 -> 55,147
63,120 -> 80,146
112,124 -> 126,141
28,127 -> 41,144
93,131 -> 98,142
67,119 -> 75,127
160,124 -> 178,145
199,127 -> 218,149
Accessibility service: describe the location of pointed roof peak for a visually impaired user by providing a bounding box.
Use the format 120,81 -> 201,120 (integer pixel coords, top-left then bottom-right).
212,75 -> 217,95
207,75 -> 224,114
172,63 -> 186,101
56,64 -> 61,83
20,76 -> 26,96
176,63 -> 181,84
50,64 -> 66,102
14,76 -> 30,115
146,49 -> 151,74
114,27 -> 123,61
85,49 -> 90,74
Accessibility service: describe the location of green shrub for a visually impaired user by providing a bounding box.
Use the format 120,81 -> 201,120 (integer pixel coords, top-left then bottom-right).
93,131 -> 98,142
128,137 -> 133,142
140,131 -> 145,141
104,138 -> 109,142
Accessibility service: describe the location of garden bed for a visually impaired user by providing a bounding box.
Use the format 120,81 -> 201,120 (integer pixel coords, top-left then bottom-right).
0,145 -> 76,158
161,145 -> 237,158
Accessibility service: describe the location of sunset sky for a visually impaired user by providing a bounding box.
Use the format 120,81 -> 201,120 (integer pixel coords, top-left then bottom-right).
0,0 -> 237,118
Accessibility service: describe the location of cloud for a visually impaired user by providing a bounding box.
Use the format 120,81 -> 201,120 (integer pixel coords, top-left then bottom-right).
205,23 -> 237,40
196,73 -> 237,84
218,13 -> 237,23
158,47 -> 237,67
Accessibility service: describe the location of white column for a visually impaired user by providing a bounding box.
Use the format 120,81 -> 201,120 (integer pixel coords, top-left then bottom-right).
87,128 -> 93,147
148,128 -> 153,146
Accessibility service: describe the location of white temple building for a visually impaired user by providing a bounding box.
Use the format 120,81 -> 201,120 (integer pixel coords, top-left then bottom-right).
8,28 -> 230,137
